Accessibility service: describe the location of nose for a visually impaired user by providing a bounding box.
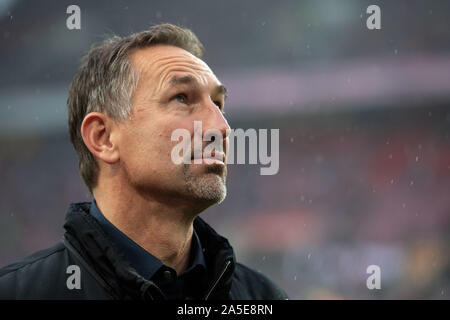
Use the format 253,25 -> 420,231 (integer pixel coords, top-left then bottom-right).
199,99 -> 230,158
203,99 -> 231,140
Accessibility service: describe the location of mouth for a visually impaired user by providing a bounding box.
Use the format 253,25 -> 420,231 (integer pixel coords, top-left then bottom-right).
192,151 -> 225,165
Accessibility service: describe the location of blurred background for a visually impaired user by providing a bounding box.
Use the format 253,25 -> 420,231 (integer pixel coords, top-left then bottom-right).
1,0 -> 449,299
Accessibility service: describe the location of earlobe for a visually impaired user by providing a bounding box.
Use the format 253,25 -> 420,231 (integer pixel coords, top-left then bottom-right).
81,112 -> 120,164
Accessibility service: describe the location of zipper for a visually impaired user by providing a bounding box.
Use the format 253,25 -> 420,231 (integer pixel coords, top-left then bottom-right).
62,236 -> 119,299
204,259 -> 232,300
141,281 -> 167,300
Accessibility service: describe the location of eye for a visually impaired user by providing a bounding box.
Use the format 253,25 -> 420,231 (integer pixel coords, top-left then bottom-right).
172,93 -> 188,104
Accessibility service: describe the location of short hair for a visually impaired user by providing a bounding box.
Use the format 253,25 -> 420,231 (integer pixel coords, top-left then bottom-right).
67,24 -> 204,193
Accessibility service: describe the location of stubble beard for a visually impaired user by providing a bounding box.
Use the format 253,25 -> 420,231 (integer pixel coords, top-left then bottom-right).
182,163 -> 227,205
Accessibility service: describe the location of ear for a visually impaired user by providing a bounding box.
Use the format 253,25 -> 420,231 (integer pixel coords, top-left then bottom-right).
81,112 -> 120,165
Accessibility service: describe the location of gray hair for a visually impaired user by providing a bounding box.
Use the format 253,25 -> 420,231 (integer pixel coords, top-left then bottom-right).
67,24 -> 204,192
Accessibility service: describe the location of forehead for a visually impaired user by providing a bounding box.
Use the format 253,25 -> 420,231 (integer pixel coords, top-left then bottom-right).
130,45 -> 220,91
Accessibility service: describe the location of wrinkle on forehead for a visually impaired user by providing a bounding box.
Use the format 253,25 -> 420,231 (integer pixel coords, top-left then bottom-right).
131,46 -> 219,95
157,64 -> 214,94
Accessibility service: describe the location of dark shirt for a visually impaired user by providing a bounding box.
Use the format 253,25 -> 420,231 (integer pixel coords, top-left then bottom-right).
89,199 -> 207,299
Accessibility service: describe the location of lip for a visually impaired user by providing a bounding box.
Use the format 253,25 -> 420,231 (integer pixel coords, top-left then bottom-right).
202,158 -> 225,165
192,151 -> 226,165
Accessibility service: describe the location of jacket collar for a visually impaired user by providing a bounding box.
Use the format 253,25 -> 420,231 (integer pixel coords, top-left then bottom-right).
89,199 -> 206,281
63,202 -> 236,300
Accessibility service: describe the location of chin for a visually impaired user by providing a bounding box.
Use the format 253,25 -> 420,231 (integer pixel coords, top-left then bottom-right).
183,165 -> 227,206
193,175 -> 227,203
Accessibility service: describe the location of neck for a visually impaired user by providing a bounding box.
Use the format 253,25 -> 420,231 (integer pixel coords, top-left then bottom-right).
93,176 -> 198,275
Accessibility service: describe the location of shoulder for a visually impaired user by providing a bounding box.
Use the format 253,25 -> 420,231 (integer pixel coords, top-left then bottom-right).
0,241 -> 68,298
231,262 -> 288,300
0,242 -> 66,277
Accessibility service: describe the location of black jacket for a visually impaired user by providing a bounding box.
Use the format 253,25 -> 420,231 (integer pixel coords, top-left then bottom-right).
0,202 -> 287,300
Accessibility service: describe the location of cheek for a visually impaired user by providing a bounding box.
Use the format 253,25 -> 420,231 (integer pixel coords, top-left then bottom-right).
120,121 -> 183,173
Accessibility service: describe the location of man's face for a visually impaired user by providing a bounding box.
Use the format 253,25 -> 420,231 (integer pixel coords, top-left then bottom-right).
115,45 -> 230,209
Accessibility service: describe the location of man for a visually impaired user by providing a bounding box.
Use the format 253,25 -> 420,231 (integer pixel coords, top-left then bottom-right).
0,24 -> 287,300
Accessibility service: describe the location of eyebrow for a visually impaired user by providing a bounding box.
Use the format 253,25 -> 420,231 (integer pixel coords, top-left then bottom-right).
169,75 -> 228,100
